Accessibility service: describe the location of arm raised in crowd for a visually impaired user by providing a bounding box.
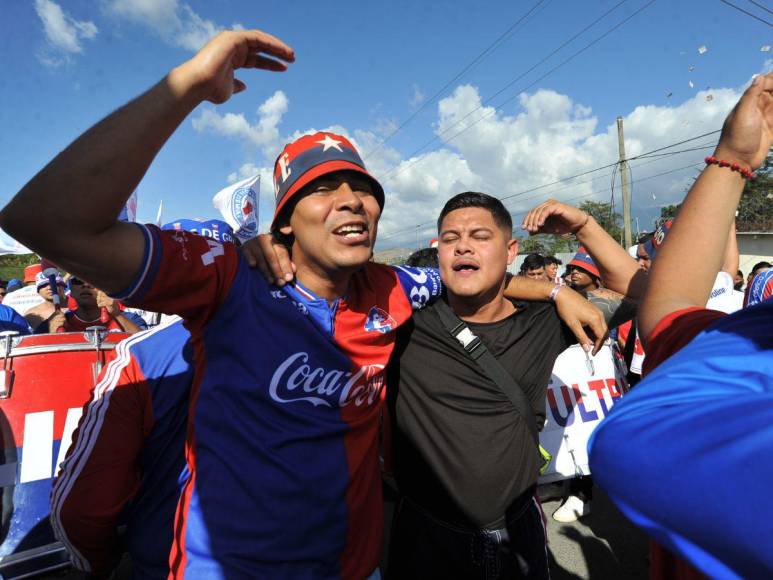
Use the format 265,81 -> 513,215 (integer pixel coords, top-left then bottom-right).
522,200 -> 646,299
0,30 -> 294,296
638,74 -> 773,344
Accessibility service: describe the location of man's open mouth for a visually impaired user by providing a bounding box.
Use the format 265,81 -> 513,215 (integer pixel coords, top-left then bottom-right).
333,222 -> 369,240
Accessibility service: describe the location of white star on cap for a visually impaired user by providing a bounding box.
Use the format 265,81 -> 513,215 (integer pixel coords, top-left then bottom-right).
316,134 -> 343,152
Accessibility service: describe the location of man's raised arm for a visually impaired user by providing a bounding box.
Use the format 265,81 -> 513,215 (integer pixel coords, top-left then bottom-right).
639,73 -> 773,343
0,30 -> 294,295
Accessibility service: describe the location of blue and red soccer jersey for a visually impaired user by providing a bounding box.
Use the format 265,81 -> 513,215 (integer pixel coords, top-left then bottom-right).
589,300 -> 773,578
57,224 -> 440,578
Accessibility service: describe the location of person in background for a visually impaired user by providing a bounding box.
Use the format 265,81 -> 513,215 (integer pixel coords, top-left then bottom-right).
46,277 -> 146,334
746,260 -> 771,289
5,279 -> 22,295
589,71 -> 773,579
734,269 -> 744,290
565,247 -> 601,293
544,255 -> 562,284
519,253 -> 547,280
404,247 -> 438,268
26,270 -> 67,332
634,232 -> 653,272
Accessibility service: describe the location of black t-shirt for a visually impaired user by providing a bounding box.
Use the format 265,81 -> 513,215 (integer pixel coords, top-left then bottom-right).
387,298 -> 572,528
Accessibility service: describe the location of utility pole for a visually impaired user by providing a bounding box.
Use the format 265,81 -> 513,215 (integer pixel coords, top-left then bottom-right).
616,116 -> 632,248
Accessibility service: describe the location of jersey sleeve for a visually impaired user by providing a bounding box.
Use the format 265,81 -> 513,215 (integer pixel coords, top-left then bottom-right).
391,266 -> 443,310
641,307 -> 726,376
111,224 -> 239,326
51,348 -> 153,575
589,305 -> 773,577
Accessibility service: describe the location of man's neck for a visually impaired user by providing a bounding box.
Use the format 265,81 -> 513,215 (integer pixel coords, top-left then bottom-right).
74,305 -> 100,321
447,284 -> 515,324
293,263 -> 352,304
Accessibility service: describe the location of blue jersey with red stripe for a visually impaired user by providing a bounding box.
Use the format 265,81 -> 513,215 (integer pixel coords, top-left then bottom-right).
112,225 -> 441,579
589,300 -> 773,578
52,318 -> 193,577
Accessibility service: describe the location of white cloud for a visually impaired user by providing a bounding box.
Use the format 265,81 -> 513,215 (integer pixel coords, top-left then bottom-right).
194,80 -> 747,248
104,0 -> 238,51
227,163 -> 261,184
192,90 -> 289,159
35,0 -> 98,64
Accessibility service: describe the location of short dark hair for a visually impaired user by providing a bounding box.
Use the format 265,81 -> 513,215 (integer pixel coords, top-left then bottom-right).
437,192 -> 512,235
751,261 -> 772,275
519,253 -> 545,273
637,231 -> 654,245
544,255 -> 562,266
405,247 -> 438,268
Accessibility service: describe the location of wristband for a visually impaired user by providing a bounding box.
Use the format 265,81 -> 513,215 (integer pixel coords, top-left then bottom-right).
549,285 -> 562,302
704,156 -> 755,180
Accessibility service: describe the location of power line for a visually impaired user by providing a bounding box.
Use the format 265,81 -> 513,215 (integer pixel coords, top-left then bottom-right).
362,0 -> 550,160
746,0 -> 773,17
385,0 -> 630,163
719,0 -> 773,26
378,0 -> 655,183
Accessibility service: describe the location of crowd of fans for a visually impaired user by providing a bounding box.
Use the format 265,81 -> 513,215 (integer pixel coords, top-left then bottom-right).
0,26 -> 771,580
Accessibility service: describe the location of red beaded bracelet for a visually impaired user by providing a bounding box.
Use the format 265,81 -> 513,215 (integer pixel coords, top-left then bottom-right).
704,156 -> 755,180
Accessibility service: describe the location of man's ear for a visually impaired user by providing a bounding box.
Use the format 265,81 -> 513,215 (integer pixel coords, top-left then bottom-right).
506,238 -> 518,265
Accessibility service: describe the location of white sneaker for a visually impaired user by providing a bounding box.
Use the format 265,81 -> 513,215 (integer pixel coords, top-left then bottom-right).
551,495 -> 590,523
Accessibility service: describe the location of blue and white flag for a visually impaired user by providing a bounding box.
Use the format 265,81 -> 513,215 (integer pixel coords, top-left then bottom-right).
118,191 -> 138,222
212,174 -> 259,243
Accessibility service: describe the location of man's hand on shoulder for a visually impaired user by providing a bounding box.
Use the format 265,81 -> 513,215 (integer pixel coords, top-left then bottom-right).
241,234 -> 295,286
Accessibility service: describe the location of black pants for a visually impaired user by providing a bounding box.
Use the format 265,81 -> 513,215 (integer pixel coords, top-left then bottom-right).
386,489 -> 550,580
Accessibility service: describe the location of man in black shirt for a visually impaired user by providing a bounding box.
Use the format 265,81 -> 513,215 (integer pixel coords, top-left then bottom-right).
386,192 -> 568,579
386,193 -> 637,579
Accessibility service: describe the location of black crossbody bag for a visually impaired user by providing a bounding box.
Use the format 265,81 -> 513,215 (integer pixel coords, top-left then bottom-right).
434,299 -> 551,474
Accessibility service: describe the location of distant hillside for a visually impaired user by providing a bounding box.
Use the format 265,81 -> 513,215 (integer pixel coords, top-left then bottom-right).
372,247 -> 413,265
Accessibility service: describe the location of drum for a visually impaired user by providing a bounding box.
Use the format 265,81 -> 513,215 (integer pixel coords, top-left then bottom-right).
538,341 -> 629,484
0,329 -> 128,578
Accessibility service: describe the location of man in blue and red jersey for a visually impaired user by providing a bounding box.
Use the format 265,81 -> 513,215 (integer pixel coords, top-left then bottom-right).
589,73 -> 773,578
1,29 -> 605,579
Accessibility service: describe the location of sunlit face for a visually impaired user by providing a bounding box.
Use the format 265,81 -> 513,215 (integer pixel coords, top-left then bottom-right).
544,263 -> 558,280
569,267 -> 598,292
636,244 -> 651,272
37,282 -> 66,304
525,267 -> 545,280
69,278 -> 98,308
438,207 -> 517,300
280,171 -> 381,277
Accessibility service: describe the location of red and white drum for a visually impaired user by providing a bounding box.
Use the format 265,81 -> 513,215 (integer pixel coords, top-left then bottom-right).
0,329 -> 128,578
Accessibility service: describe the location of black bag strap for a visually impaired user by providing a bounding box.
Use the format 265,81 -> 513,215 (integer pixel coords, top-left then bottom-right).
434,300 -> 539,445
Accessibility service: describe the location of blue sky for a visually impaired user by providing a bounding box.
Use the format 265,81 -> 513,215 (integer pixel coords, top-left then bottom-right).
1,0 -> 771,250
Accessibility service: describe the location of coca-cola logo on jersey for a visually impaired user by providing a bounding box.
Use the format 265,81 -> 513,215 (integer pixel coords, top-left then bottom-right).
269,352 -> 385,408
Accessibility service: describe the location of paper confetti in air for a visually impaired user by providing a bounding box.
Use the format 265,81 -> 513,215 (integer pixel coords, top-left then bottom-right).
698,45 -> 707,55
666,92 -> 673,98
689,80 -> 694,88
706,94 -> 714,102
762,45 -> 771,52
688,65 -> 695,71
